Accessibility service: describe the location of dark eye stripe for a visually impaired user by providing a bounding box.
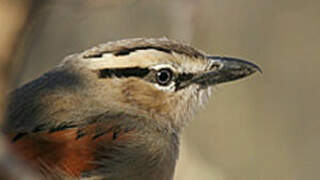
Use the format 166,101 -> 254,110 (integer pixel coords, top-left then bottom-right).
98,67 -> 150,78
176,73 -> 193,83
96,68 -> 195,91
175,73 -> 194,91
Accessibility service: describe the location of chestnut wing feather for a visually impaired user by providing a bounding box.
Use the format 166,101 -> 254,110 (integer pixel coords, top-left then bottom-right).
7,121 -> 134,178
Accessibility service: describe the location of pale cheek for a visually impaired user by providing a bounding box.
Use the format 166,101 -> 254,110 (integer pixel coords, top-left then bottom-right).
120,79 -> 172,114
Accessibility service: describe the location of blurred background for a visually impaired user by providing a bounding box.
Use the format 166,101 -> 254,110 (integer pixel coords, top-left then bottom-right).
0,0 -> 319,180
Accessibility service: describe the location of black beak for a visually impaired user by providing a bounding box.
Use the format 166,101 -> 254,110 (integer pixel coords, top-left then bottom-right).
192,56 -> 262,87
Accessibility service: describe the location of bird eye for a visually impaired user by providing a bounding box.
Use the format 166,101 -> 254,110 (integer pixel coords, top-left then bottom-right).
156,68 -> 173,86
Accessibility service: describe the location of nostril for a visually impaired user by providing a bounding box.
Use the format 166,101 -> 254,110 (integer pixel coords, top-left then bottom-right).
210,63 -> 221,71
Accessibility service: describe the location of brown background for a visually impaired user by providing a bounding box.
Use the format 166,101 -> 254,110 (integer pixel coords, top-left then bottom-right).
1,0 -> 319,180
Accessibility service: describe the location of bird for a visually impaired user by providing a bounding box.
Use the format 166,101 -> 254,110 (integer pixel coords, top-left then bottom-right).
3,38 -> 261,180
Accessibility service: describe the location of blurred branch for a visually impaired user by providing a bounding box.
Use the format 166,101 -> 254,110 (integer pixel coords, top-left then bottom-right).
10,1 -> 53,87
0,0 -> 138,179
0,0 -> 50,179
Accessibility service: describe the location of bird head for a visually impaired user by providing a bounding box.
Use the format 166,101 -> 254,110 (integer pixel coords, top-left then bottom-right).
61,38 -> 261,130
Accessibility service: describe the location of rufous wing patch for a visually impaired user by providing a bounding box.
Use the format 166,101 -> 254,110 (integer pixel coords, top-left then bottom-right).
6,123 -> 132,178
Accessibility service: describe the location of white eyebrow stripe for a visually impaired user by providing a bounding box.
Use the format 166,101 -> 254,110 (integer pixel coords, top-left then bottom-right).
79,49 -> 172,70
150,64 -> 175,71
72,49 -> 208,76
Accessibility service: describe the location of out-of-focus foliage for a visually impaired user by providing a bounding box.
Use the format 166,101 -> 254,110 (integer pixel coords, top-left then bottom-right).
2,0 -> 320,180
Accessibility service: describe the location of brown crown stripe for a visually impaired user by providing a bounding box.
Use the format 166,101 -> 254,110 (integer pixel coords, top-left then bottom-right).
82,38 -> 206,59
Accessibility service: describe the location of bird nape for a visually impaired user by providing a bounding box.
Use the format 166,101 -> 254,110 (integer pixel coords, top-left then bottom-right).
3,38 -> 261,180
